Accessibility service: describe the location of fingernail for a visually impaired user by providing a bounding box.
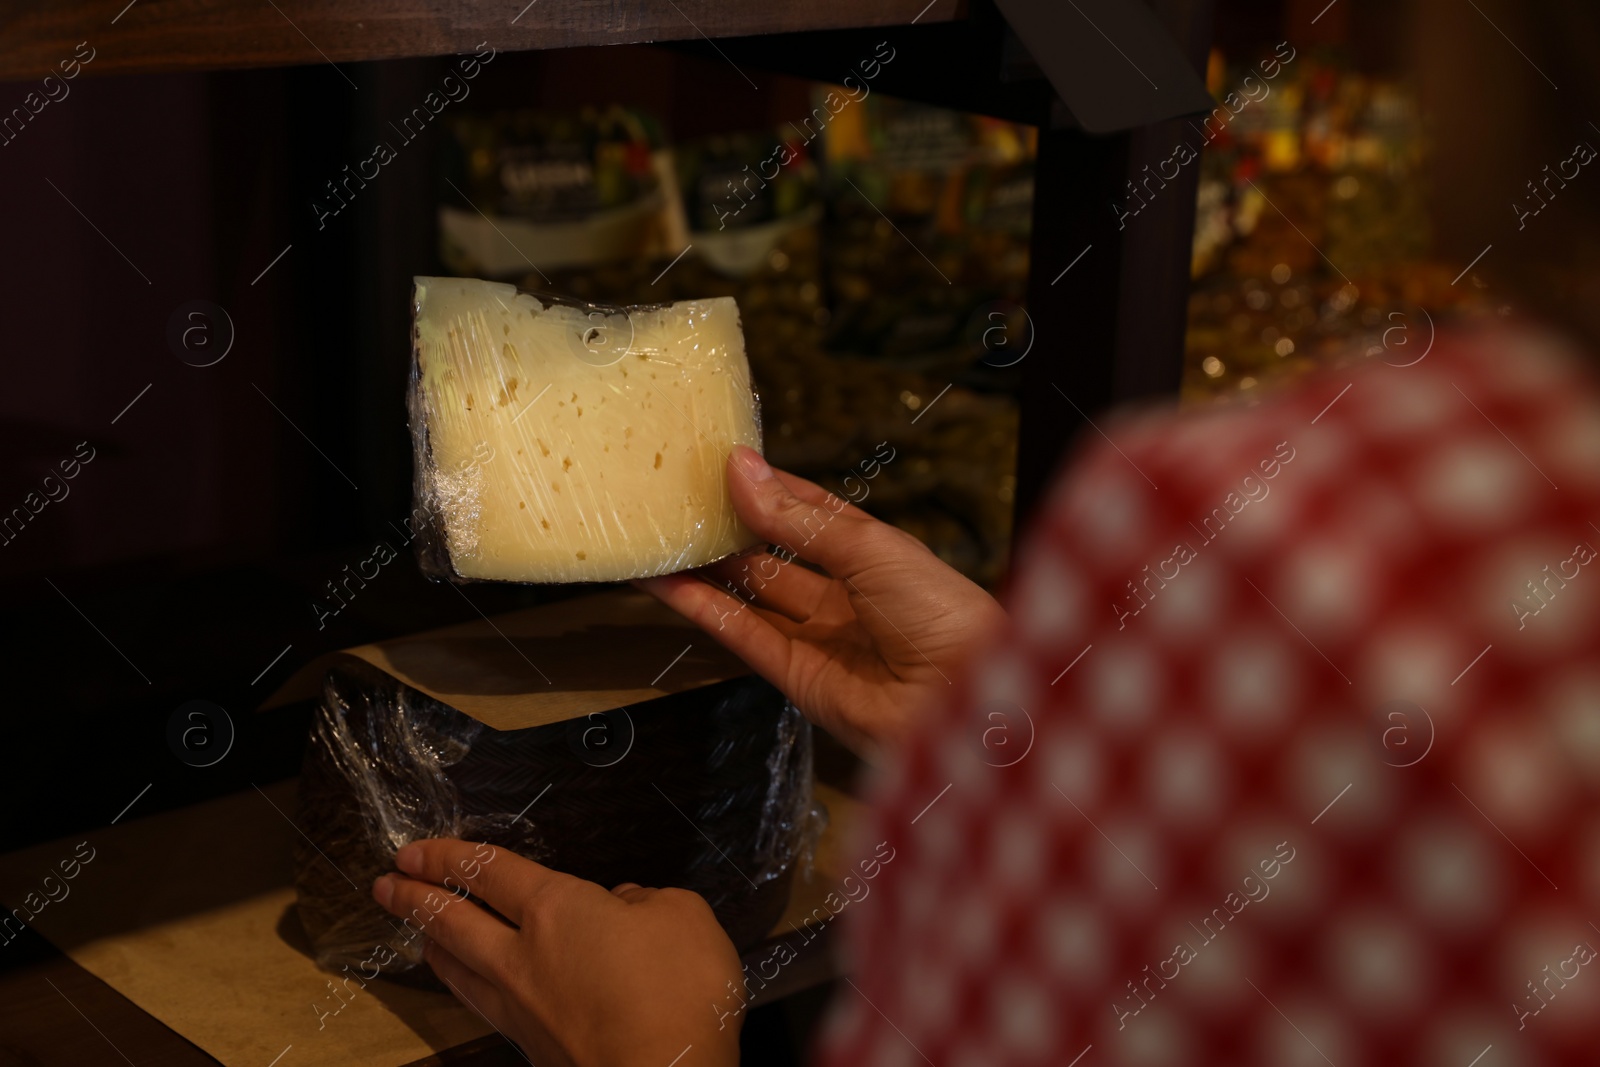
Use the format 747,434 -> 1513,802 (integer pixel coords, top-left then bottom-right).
372,874 -> 395,909
395,844 -> 422,875
732,445 -> 774,483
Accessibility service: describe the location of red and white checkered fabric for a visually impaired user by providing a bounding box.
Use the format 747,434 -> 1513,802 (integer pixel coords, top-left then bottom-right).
817,326 -> 1600,1067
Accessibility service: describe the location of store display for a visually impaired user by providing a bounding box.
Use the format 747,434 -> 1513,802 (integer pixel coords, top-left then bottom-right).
821,93 -> 1035,375
667,128 -> 824,276
1183,48 -> 1495,403
440,106 -> 687,276
409,277 -> 762,584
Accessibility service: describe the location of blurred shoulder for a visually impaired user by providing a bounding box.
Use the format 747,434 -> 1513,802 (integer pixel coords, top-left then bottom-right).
1030,322 -> 1600,564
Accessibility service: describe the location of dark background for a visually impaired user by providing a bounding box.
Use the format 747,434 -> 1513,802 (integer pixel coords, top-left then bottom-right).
0,44 -> 826,853
0,0 -> 1406,854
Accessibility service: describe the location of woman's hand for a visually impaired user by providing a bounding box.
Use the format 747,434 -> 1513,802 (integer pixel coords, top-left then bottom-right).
637,445 -> 1006,758
373,839 -> 743,1067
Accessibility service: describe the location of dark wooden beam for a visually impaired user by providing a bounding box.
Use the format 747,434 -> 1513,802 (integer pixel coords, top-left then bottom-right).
1012,0 -> 1213,534
686,7 -> 1058,129
0,0 -> 964,83
700,0 -> 1213,134
1013,126 -> 1133,530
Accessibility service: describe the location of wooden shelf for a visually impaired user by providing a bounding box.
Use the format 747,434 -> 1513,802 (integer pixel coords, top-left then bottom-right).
0,0 -> 965,81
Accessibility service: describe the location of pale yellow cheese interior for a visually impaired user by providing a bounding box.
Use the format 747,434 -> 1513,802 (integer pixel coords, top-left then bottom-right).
412,277 -> 762,583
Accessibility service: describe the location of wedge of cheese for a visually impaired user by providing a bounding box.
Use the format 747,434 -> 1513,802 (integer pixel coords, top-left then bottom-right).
410,277 -> 763,583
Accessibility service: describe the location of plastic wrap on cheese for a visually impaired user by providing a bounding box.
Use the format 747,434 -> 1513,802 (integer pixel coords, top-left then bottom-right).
409,277 -> 764,584
293,662 -> 819,981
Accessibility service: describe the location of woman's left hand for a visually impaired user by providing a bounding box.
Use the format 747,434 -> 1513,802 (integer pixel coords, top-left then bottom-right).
373,838 -> 744,1067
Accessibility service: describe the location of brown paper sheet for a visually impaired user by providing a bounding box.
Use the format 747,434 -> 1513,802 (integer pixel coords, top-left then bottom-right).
0,781 -> 491,1067
0,778 -> 860,1067
263,587 -> 755,731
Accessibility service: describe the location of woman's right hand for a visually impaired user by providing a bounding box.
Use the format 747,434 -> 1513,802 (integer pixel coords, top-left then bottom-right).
637,445 -> 1006,759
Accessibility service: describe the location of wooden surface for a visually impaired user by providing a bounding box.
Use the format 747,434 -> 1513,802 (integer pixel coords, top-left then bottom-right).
0,0 -> 963,82
0,926 -> 221,1067
0,779 -> 860,1066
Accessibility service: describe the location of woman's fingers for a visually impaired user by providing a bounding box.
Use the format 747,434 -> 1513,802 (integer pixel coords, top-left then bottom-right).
374,871 -> 518,983
392,840 -> 552,923
696,549 -> 835,624
610,882 -> 652,903
633,572 -> 796,687
724,446 -> 918,580
423,940 -> 510,1028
